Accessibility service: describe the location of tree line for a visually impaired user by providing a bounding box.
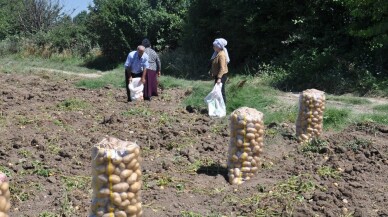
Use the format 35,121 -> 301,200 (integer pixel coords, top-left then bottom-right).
0,0 -> 386,94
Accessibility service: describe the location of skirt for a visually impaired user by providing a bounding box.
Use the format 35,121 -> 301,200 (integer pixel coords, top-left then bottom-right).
144,69 -> 158,99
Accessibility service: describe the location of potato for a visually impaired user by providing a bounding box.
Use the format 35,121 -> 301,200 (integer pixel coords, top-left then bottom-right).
106,163 -> 115,175
112,156 -> 123,165
119,162 -> 127,170
121,199 -> 130,208
127,173 -> 138,185
127,192 -> 135,200
123,153 -> 135,164
115,210 -> 127,217
130,182 -> 141,192
0,183 -> 8,196
3,190 -> 10,200
113,183 -> 130,193
126,159 -> 137,169
97,174 -> 108,184
0,196 -> 6,211
126,205 -> 137,215
120,170 -> 132,180
98,188 -> 110,198
242,161 -> 251,167
247,128 -> 257,133
4,201 -> 10,212
246,133 -> 255,140
109,175 -> 121,184
113,192 -> 122,205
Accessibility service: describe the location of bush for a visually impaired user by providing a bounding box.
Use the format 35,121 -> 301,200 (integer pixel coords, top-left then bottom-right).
160,49 -> 209,79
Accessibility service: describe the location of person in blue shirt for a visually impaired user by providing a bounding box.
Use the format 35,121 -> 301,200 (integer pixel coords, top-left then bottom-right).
124,45 -> 149,102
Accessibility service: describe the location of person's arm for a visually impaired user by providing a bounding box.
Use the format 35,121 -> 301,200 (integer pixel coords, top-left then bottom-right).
217,54 -> 227,83
124,53 -> 133,82
156,52 -> 161,76
141,55 -> 150,84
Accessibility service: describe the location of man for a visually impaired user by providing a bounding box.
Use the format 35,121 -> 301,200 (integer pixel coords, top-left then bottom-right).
124,45 -> 149,102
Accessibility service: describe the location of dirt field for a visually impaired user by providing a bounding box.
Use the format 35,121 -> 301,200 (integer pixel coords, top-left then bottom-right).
0,72 -> 387,217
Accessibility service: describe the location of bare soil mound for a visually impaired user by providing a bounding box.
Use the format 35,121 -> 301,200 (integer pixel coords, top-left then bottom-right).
0,72 -> 387,216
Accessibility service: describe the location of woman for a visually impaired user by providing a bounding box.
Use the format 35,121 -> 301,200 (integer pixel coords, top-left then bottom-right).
141,38 -> 161,101
210,38 -> 229,104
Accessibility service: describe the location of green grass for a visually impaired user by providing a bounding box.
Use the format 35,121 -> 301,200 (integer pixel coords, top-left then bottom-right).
57,98 -> 89,111
38,211 -> 58,217
359,113 -> 388,125
181,75 -> 279,119
373,104 -> 388,112
122,107 -> 152,117
242,174 -> 317,216
0,54 -> 98,74
159,75 -> 196,89
76,69 -> 124,89
317,166 -> 340,179
61,175 -> 91,191
0,165 -> 14,178
181,211 -> 203,217
323,107 -> 351,130
327,95 -> 371,105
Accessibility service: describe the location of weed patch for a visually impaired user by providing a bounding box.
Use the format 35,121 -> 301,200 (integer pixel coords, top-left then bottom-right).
327,95 -> 371,105
57,98 -> 89,111
301,138 -> 329,153
323,107 -> 351,130
344,138 -> 372,151
122,107 -> 152,117
373,104 -> 388,112
317,166 -> 340,179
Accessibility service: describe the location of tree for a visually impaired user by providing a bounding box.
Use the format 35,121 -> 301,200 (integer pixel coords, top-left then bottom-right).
88,0 -> 189,61
17,0 -> 64,33
0,0 -> 22,39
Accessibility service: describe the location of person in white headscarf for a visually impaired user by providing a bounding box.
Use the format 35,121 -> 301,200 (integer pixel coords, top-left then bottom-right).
210,38 -> 229,104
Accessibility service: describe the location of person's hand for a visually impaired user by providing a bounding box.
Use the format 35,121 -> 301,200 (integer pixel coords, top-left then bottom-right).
158,71 -> 161,77
217,78 -> 221,84
141,78 -> 146,84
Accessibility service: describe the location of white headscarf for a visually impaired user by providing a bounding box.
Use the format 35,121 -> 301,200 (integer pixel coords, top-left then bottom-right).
211,38 -> 230,63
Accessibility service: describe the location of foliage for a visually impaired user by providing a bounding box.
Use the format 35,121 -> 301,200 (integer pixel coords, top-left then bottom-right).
0,0 -> 22,40
88,0 -> 190,61
183,0 -> 387,95
17,0 -> 64,34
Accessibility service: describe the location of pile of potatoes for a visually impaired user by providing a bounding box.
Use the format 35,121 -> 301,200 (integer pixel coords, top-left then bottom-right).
90,137 -> 142,217
296,89 -> 326,143
0,173 -> 10,217
228,107 -> 265,185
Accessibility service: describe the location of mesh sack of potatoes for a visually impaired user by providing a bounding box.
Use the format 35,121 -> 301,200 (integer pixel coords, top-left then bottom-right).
0,173 -> 11,217
228,107 -> 264,185
296,89 -> 326,144
90,137 -> 142,217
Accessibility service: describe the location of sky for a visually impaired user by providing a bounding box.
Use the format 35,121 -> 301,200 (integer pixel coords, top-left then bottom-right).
62,0 -> 94,17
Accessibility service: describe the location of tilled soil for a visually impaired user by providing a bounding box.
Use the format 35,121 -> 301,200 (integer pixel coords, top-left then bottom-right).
0,72 -> 387,217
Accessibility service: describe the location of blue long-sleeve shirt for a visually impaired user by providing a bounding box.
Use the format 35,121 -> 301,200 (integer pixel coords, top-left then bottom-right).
124,51 -> 149,74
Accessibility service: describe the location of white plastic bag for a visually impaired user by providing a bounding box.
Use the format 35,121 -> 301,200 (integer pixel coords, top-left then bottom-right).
128,78 -> 144,101
204,83 -> 226,117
